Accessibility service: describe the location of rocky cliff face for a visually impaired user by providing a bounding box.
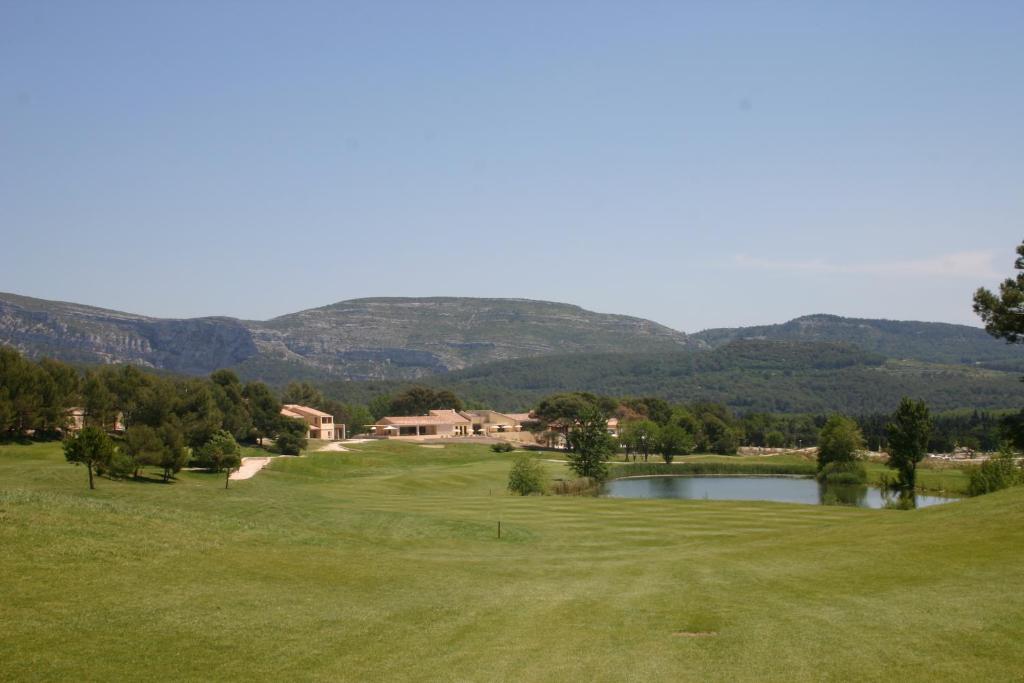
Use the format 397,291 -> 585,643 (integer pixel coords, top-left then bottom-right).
0,293 -> 693,380
0,294 -> 258,375
249,297 -> 693,380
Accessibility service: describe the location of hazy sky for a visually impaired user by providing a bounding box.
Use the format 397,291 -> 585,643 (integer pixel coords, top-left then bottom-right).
2,1 -> 1021,332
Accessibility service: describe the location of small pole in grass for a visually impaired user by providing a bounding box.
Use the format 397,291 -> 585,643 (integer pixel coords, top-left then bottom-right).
498,520 -> 501,539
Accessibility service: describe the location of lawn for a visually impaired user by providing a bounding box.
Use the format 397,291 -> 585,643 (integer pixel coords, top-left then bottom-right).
1,440 -> 1022,681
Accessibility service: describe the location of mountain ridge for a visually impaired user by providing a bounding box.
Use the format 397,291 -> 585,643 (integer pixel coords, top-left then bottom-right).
692,313 -> 1021,370
0,292 -> 695,380
2,292 -> 1021,384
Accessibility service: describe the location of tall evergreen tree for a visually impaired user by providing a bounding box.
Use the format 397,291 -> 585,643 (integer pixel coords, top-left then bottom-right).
243,381 -> 280,445
886,398 -> 932,489
974,240 -> 1024,343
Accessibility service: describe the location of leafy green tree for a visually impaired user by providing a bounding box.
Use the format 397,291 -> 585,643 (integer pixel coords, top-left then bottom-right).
741,413 -> 772,447
83,372 -> 118,431
195,429 -> 243,489
274,416 -> 308,455
211,370 -> 253,441
974,241 -> 1024,343
817,415 -> 864,472
342,404 -> 373,436
281,381 -> 324,406
621,397 -> 673,425
102,365 -> 149,427
243,381 -> 280,445
565,407 -> 615,481
701,414 -> 738,454
123,425 -> 164,478
620,419 -> 658,461
0,347 -> 43,435
765,430 -> 787,448
388,386 -> 462,416
507,455 -> 546,495
195,430 -> 242,472
655,423 -> 694,464
154,423 -> 189,482
176,379 -> 223,449
0,391 -> 15,437
37,358 -> 79,433
886,398 -> 933,489
133,379 -> 178,429
63,426 -> 115,489
367,394 -> 393,421
534,392 -> 614,426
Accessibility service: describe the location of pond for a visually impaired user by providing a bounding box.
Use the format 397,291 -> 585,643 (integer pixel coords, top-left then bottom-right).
601,476 -> 959,509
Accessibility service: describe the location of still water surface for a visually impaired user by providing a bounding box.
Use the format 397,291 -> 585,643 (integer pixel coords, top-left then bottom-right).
601,476 -> 958,509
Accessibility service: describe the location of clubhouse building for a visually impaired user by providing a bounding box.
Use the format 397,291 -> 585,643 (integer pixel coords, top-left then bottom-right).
369,409 -> 535,440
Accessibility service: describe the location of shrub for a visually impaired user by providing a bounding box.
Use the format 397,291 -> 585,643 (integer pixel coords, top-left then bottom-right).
107,448 -> 137,479
818,415 -> 864,471
507,455 -> 546,496
816,460 -> 867,485
967,447 -> 1023,496
550,477 -> 599,495
274,417 -> 308,455
491,441 -> 515,453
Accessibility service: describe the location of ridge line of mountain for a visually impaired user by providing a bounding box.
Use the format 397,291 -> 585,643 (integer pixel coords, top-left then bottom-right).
1,291 -> 1018,383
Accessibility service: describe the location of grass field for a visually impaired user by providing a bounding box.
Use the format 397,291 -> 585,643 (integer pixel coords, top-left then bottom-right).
2,440 -> 1022,681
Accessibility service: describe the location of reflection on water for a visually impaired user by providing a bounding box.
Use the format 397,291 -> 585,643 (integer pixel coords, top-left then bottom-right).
601,476 -> 957,509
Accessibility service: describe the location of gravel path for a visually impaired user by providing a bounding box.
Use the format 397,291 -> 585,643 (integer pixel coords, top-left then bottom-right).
230,456 -> 272,481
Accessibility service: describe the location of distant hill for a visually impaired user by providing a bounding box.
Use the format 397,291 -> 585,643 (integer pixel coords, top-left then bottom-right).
4,292 -> 1022,413
0,292 -> 257,375
692,314 -> 1024,371
318,340 -> 1024,414
0,293 -> 694,380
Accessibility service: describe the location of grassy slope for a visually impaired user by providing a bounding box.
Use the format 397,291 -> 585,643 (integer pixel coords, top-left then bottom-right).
2,441 -> 1022,681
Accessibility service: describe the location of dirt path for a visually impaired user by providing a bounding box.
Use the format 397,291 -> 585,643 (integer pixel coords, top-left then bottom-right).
316,441 -> 351,452
230,456 -> 272,481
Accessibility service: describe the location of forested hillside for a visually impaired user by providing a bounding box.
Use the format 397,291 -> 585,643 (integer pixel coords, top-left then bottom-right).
693,314 -> 1024,371
318,340 -> 1024,414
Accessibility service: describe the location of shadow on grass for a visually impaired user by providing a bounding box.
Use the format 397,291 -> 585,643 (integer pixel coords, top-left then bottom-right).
0,435 -> 48,446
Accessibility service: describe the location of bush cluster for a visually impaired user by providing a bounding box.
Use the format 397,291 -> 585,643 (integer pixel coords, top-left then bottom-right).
967,449 -> 1023,496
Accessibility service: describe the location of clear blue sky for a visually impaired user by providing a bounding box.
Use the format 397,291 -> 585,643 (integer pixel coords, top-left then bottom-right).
2,1 -> 1021,331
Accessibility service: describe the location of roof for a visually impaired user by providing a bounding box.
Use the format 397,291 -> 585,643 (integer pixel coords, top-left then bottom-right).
280,407 -> 305,419
428,409 -> 471,423
378,415 -> 463,426
505,413 -> 535,422
461,409 -> 524,424
283,404 -> 334,419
